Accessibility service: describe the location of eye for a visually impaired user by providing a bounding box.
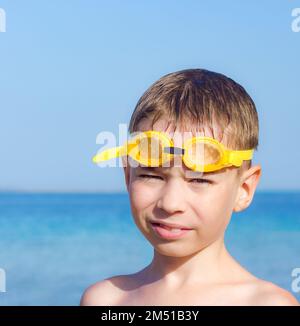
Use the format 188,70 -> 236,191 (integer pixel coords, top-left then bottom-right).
190,178 -> 211,184
138,174 -> 163,180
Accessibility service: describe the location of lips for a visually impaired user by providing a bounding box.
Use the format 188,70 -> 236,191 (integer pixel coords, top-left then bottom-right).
150,221 -> 193,240
151,222 -> 192,230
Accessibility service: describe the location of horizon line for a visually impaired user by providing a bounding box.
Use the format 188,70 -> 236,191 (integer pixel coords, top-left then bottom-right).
0,189 -> 299,195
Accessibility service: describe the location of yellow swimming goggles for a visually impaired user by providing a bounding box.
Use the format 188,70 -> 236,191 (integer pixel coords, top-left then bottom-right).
92,130 -> 254,172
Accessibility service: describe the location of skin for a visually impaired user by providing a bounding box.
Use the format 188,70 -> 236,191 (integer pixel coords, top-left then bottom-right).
81,120 -> 299,306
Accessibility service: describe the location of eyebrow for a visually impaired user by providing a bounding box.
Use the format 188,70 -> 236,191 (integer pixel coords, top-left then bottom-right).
135,166 -> 219,177
136,166 -> 161,172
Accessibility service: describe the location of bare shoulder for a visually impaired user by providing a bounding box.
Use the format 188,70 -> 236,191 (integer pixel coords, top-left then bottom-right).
250,279 -> 299,306
80,275 -> 135,306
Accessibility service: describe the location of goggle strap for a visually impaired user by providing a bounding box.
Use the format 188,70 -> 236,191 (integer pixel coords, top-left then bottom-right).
93,146 -> 124,162
228,149 -> 254,165
164,146 -> 185,155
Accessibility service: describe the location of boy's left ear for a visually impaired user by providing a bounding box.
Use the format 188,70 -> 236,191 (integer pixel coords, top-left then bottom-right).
233,165 -> 262,212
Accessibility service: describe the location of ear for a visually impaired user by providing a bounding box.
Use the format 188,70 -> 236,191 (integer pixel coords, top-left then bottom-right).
122,157 -> 131,192
233,165 -> 262,213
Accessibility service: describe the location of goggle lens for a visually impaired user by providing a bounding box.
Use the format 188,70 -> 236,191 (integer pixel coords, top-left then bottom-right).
135,135 -> 164,166
187,141 -> 221,166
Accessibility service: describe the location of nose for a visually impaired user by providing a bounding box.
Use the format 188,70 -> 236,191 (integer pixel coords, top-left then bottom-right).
156,178 -> 187,214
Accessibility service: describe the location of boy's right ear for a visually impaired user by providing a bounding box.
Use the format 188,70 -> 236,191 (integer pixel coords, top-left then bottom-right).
122,157 -> 130,191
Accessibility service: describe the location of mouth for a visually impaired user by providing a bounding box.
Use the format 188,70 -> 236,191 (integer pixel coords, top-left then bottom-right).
150,222 -> 193,240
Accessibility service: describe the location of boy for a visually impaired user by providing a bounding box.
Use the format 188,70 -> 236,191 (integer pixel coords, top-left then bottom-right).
81,69 -> 298,305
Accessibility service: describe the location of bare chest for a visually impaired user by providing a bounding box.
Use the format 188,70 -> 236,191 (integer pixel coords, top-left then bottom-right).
117,285 -> 254,306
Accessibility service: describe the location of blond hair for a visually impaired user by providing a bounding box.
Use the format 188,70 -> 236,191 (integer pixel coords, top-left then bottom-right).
129,69 -> 259,168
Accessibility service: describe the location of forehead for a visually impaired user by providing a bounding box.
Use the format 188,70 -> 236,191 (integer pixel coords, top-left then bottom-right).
135,165 -> 239,180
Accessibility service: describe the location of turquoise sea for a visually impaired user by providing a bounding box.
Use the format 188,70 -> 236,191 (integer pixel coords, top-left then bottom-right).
0,192 -> 299,305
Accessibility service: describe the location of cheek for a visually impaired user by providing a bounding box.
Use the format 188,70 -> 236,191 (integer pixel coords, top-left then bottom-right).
192,184 -> 237,236
129,180 -> 159,217
128,181 -> 162,240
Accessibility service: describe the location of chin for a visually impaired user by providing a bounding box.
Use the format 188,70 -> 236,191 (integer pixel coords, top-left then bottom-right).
153,242 -> 199,258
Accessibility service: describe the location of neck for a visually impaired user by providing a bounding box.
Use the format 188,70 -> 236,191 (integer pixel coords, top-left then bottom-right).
142,238 -> 235,288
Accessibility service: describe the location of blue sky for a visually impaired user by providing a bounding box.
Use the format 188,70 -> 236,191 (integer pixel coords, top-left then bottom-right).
0,0 -> 299,192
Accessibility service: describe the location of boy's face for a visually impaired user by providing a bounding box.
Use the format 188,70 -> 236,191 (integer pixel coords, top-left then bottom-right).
123,120 -> 261,257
